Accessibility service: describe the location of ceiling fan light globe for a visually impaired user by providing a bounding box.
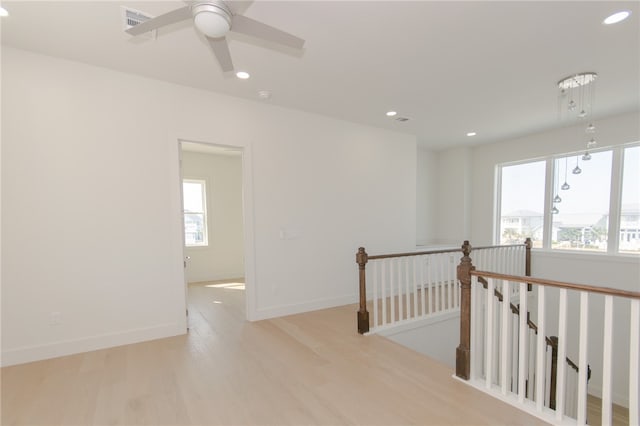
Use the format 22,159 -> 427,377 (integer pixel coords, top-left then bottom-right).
194,11 -> 230,37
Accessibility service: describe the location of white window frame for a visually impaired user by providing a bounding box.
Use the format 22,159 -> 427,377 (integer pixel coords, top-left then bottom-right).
493,156 -> 547,246
495,141 -> 639,256
183,178 -> 209,247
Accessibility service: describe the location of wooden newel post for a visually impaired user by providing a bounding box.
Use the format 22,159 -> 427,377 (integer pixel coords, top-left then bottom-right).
525,237 -> 532,291
356,247 -> 370,334
456,240 -> 475,380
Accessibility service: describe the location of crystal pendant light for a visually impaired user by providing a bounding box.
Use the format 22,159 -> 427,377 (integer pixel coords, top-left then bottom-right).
572,156 -> 582,174
552,206 -> 559,214
561,157 -> 570,190
556,73 -> 597,188
554,194 -> 562,203
583,138 -> 596,161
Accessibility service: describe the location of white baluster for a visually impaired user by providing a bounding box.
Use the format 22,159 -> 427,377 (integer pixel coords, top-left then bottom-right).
535,286 -> 546,411
405,257 -> 411,319
372,261 -> 378,330
556,288 -> 568,421
434,255 -> 440,313
546,347 -> 553,407
529,329 -> 536,399
447,254 -> 457,309
396,259 -> 403,322
440,254 -> 446,312
494,289 -> 500,385
420,256 -> 426,317
577,292 -> 589,425
389,260 -> 395,325
501,280 -> 511,395
601,295 -> 613,426
630,299 -> 640,426
411,257 -> 418,318
380,260 -> 387,326
512,312 -> 518,392
486,278 -> 495,389
518,282 -> 528,403
470,274 -> 478,381
427,255 -> 433,315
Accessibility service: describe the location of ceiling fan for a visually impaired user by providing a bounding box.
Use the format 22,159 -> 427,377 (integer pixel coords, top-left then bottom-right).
126,1 -> 305,73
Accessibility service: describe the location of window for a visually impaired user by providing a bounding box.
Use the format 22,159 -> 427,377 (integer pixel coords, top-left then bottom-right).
183,179 -> 208,246
498,160 -> 545,248
496,143 -> 638,255
551,151 -> 611,252
620,146 -> 640,253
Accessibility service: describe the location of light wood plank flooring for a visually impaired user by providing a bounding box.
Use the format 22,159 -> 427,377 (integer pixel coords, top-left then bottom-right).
1,280 -> 548,425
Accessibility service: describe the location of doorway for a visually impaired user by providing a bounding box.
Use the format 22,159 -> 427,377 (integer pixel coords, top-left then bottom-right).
178,139 -> 255,322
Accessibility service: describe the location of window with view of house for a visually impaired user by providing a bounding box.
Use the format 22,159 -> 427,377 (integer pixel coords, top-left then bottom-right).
551,151 -> 611,252
183,179 -> 208,246
620,145 -> 640,253
496,143 -> 638,255
498,160 -> 545,248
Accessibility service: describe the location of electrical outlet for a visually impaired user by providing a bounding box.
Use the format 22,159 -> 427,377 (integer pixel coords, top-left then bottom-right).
49,312 -> 61,326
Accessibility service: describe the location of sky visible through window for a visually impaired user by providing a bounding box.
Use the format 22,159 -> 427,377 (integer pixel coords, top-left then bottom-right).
553,151 -> 612,221
183,182 -> 204,213
622,146 -> 640,208
501,161 -> 545,215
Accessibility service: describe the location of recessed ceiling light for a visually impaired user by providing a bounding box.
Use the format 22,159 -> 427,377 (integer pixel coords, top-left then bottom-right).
0,7 -> 9,17
466,132 -> 477,137
386,111 -> 397,117
603,10 -> 631,25
236,71 -> 250,79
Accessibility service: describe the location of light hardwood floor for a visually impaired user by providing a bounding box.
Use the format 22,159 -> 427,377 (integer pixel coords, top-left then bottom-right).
1,280 -> 548,425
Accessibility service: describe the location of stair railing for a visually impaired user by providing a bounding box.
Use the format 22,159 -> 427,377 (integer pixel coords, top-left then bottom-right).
476,275 -> 588,417
356,240 -> 530,334
456,241 -> 640,425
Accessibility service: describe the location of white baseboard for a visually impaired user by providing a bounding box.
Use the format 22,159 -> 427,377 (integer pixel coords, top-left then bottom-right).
252,294 -> 357,321
1,322 -> 186,367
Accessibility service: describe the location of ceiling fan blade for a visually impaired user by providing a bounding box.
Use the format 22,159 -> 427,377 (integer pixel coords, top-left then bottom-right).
126,6 -> 191,36
231,14 -> 305,49
207,37 -> 234,72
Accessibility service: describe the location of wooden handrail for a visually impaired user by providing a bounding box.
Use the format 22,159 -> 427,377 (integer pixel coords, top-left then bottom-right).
470,243 -> 529,251
368,247 -> 460,260
366,242 -> 526,261
471,270 -> 640,299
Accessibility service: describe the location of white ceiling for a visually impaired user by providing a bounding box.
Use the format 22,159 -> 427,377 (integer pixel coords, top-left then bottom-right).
2,1 -> 638,150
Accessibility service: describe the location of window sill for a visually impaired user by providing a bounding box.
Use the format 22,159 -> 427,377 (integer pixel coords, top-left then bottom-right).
532,248 -> 640,264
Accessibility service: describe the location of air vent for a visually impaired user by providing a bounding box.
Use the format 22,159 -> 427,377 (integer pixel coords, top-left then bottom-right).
395,117 -> 410,122
122,7 -> 156,39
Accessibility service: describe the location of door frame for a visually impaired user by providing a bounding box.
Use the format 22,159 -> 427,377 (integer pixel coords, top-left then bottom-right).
175,136 -> 257,322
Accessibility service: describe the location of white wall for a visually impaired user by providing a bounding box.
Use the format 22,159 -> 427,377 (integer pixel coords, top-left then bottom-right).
1,48 -> 417,366
434,147 -> 472,245
383,313 -> 459,369
182,151 -> 244,283
416,147 -> 438,246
